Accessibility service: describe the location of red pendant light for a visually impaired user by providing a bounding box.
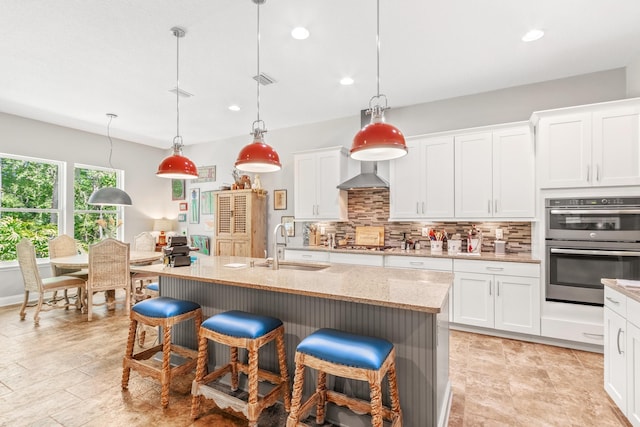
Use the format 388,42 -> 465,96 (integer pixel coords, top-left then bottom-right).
235,0 -> 281,173
157,27 -> 198,179
350,0 -> 407,161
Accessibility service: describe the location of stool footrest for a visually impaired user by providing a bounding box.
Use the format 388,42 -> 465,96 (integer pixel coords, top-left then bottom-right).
192,384 -> 250,418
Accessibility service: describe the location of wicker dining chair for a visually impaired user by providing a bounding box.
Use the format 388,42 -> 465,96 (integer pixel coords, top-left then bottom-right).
86,238 -> 131,321
131,232 -> 160,301
17,238 -> 87,325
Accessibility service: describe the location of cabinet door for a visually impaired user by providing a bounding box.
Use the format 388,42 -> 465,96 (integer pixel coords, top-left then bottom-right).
232,193 -> 249,238
315,149 -> 347,220
424,136 -> 454,218
604,307 -> 627,412
216,239 -> 233,256
294,153 -> 318,219
494,275 -> 540,335
233,240 -> 250,257
453,272 -> 494,328
628,322 -> 640,427
455,132 -> 493,218
492,127 -> 534,218
389,139 -> 423,219
537,113 -> 592,188
216,193 -> 233,237
593,105 -> 640,187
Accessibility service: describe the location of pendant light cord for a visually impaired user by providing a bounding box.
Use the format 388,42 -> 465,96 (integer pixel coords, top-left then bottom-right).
376,0 -> 380,99
172,27 -> 185,148
106,113 -> 116,170
252,0 -> 266,135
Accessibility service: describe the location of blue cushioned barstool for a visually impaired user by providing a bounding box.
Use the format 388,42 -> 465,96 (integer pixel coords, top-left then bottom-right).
190,310 -> 291,426
121,296 -> 202,408
286,328 -> 402,427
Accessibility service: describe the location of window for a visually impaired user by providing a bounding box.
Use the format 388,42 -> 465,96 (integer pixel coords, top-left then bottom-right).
74,164 -> 124,252
0,154 -> 63,261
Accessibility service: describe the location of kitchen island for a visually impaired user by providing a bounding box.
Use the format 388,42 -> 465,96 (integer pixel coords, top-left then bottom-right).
132,256 -> 453,427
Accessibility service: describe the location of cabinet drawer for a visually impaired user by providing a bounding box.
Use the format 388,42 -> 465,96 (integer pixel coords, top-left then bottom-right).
330,252 -> 384,267
285,249 -> 330,263
541,317 -> 604,344
604,287 -> 627,318
628,296 -> 640,328
453,259 -> 540,277
384,255 -> 452,271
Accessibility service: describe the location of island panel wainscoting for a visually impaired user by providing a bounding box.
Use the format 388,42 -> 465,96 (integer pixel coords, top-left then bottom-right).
131,256 -> 453,427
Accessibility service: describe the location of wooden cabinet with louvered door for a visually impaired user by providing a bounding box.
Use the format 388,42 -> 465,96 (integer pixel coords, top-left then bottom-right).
214,189 -> 267,258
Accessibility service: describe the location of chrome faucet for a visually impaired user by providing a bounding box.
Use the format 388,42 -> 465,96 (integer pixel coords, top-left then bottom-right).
273,223 -> 288,270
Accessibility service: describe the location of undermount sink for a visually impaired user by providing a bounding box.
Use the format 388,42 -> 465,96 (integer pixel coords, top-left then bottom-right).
255,260 -> 330,271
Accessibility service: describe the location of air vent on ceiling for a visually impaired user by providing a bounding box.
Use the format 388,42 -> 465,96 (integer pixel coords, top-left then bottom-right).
168,87 -> 194,98
253,73 -> 277,86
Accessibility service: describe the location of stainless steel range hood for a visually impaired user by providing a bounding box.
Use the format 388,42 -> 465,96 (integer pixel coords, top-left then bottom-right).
337,109 -> 390,190
337,161 -> 389,190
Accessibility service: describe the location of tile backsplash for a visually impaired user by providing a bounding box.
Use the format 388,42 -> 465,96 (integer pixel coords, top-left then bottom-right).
306,189 -> 531,253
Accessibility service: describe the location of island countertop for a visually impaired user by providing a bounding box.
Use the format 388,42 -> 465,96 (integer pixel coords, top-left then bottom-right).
602,278 -> 640,303
131,255 -> 453,313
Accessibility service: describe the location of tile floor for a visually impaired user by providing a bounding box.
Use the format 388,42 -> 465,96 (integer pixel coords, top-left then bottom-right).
0,293 -> 632,426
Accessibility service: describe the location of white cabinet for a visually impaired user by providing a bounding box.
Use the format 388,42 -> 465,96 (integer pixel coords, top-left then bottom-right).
285,249 -> 329,263
455,124 -> 534,218
604,286 -> 640,426
329,252 -> 384,267
535,99 -> 640,189
384,255 -> 452,271
453,260 -> 540,335
389,136 -> 454,220
294,147 -> 348,221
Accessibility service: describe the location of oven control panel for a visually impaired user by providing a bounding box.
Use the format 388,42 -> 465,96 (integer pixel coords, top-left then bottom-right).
546,197 -> 640,207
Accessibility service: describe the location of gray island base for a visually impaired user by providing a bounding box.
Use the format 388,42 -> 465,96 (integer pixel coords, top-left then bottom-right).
134,256 -> 452,426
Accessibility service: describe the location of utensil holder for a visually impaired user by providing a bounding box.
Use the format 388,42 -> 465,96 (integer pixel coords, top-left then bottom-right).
430,241 -> 443,253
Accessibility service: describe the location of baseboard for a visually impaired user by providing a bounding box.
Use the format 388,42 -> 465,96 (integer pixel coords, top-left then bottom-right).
450,323 -> 604,353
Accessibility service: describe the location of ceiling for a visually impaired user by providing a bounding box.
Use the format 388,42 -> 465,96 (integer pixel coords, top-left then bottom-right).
2,0 -> 640,149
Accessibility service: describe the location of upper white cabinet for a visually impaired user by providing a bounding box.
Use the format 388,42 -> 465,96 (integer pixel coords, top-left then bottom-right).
455,124 -> 534,218
534,98 -> 640,189
294,146 -> 348,221
389,135 -> 454,220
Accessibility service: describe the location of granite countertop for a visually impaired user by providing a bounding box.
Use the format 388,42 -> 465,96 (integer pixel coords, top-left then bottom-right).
602,278 -> 640,303
132,255 -> 453,314
287,245 -> 541,264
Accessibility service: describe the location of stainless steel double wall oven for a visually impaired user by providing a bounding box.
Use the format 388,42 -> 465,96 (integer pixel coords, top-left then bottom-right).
546,197 -> 640,306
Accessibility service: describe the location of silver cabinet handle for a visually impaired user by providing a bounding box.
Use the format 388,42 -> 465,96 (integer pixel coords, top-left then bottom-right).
497,280 -> 500,296
494,199 -> 498,214
582,332 -> 604,339
596,165 -> 600,182
550,209 -> 640,215
416,202 -> 420,214
489,280 -> 492,296
409,261 -> 424,266
422,202 -> 425,215
488,200 -> 491,214
302,254 -> 312,258
486,266 -> 504,271
606,296 -> 620,305
617,328 -> 624,355
587,165 -> 590,182
550,248 -> 640,257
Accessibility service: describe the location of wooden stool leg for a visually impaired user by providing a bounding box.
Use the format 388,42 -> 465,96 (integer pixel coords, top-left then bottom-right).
388,361 -> 402,416
316,370 -> 327,425
190,330 -> 210,420
287,361 -> 306,427
230,346 -> 239,391
246,343 -> 260,427
160,324 -> 172,408
121,318 -> 138,389
369,379 -> 384,427
276,331 -> 291,411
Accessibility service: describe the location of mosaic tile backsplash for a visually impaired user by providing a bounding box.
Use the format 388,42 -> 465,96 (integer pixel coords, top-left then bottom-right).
306,189 -> 531,253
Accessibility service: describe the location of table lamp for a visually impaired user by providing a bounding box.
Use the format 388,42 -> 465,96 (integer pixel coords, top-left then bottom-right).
153,219 -> 175,246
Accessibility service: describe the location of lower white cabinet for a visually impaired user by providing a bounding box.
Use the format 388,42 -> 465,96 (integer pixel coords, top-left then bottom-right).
453,260 -> 540,335
284,249 -> 330,263
604,286 -> 640,426
329,252 -> 384,267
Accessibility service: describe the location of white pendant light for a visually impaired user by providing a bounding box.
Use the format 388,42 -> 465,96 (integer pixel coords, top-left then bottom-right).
88,113 -> 133,206
350,0 -> 407,161
235,0 -> 282,173
156,27 -> 199,179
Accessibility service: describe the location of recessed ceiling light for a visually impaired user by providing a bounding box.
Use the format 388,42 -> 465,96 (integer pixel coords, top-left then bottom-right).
340,77 -> 354,86
522,29 -> 544,42
291,27 -> 310,40
228,105 -> 241,112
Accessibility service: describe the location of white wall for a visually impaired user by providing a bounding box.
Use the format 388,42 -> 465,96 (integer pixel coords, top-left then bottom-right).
0,112 -> 173,303
627,56 -> 640,97
182,68 -> 629,257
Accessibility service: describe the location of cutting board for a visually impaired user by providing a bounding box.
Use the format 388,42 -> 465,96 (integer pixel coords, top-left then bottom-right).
355,226 -> 385,246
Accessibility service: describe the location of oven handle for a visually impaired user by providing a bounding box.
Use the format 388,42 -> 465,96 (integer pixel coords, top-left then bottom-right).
549,209 -> 640,215
550,248 -> 640,257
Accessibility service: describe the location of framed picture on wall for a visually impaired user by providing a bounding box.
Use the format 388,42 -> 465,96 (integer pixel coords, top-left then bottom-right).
189,188 -> 200,224
172,179 -> 186,200
178,213 -> 187,222
274,189 -> 287,210
179,202 -> 188,211
201,190 -> 215,215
